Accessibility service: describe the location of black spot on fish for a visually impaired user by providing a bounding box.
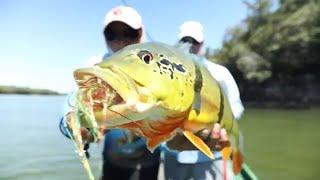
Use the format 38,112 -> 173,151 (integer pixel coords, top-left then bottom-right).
156,62 -> 163,72
174,63 -> 186,73
163,67 -> 167,70
159,54 -> 164,58
217,86 -> 225,124
192,63 -> 203,115
194,66 -> 202,92
170,63 -> 175,71
160,59 -> 171,66
153,70 -> 157,72
168,69 -> 174,79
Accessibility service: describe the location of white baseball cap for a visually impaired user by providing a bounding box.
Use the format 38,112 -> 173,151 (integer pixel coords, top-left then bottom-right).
178,21 -> 204,43
104,6 -> 143,30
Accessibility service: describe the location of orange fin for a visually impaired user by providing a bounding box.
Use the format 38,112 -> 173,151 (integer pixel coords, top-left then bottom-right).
221,147 -> 232,180
232,150 -> 244,174
221,146 -> 232,161
183,131 -> 214,159
120,121 -> 141,129
146,134 -> 172,150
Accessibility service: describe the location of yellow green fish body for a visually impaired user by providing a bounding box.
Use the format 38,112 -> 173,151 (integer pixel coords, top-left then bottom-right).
73,42 -> 243,174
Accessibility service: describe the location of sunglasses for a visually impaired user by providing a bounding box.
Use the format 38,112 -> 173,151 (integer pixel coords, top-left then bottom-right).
180,36 -> 200,45
105,29 -> 140,41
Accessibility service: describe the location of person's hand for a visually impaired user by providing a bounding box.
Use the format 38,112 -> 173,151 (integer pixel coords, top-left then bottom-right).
166,123 -> 230,151
65,112 -> 106,143
201,123 -> 230,151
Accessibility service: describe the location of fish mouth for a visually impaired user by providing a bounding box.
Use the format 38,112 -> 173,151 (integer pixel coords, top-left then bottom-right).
73,66 -> 154,128
76,73 -> 125,116
75,68 -> 125,107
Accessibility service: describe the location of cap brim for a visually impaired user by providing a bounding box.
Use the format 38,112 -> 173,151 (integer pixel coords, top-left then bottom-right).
179,32 -> 203,43
104,17 -> 142,30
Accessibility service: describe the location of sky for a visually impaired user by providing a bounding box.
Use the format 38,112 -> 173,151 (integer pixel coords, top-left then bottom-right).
0,0 -> 264,93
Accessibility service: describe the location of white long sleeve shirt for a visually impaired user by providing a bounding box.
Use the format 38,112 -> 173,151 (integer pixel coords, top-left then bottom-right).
204,60 -> 244,120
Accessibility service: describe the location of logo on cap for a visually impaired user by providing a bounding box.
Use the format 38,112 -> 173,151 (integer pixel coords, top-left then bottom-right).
113,8 -> 122,15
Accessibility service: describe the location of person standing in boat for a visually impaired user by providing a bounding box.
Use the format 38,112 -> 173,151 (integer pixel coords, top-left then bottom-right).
59,6 -> 160,180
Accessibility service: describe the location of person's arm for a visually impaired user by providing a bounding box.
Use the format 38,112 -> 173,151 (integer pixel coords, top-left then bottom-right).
218,66 -> 244,119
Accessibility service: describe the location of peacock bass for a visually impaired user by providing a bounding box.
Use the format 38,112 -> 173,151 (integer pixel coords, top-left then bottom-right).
70,42 -> 244,178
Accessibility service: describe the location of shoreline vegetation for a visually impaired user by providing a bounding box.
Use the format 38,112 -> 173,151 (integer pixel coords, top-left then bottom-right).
0,85 -> 64,95
205,0 -> 320,109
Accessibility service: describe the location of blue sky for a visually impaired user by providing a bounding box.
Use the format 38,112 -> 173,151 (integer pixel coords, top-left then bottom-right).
0,0 -> 268,93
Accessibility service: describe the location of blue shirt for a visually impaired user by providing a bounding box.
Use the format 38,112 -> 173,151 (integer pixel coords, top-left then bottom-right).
103,129 -> 160,168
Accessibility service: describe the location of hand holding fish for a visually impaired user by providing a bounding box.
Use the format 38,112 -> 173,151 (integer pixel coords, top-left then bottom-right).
65,112 -> 106,143
166,123 -> 230,151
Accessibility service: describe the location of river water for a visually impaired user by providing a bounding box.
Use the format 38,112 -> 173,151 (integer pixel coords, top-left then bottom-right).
0,95 -> 103,180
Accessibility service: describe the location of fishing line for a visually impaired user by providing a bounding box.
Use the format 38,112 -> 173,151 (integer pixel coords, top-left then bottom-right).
106,106 -> 134,122
106,106 -> 139,143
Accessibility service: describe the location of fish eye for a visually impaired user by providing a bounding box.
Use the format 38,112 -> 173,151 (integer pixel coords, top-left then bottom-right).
137,50 -> 153,64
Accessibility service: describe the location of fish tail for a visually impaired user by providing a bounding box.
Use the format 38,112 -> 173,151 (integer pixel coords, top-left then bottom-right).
229,122 -> 244,175
232,149 -> 244,175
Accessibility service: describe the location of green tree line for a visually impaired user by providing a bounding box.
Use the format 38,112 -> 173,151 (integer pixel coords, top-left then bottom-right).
0,85 -> 62,95
208,0 -> 320,107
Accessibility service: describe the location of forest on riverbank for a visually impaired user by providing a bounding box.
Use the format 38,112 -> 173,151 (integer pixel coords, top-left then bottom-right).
0,85 -> 62,95
207,0 -> 320,108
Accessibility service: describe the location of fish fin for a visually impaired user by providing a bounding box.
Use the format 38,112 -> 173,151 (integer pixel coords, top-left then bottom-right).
221,146 -> 232,161
183,130 -> 214,159
146,134 -> 172,150
120,121 -> 141,129
232,150 -> 244,174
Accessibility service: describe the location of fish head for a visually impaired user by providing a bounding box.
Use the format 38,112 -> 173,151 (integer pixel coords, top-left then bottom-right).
73,42 -> 195,128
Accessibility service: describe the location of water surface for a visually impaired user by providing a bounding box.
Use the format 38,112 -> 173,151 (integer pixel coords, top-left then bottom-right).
0,95 -> 103,180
